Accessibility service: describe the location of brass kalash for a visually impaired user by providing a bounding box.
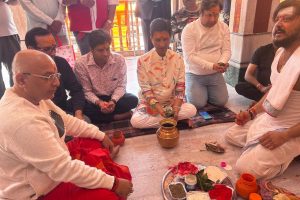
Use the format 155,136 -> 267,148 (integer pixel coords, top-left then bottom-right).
156,118 -> 179,148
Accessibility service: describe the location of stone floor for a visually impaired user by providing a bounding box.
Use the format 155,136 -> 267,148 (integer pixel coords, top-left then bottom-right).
2,57 -> 299,199
112,57 -> 300,199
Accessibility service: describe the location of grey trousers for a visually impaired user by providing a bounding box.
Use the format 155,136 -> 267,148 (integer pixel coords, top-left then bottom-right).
0,34 -> 20,98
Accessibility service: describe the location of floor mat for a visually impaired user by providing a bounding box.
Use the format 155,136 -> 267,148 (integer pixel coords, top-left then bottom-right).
97,104 -> 236,138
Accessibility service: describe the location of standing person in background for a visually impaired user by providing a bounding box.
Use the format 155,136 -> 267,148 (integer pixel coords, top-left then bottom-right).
0,0 -> 21,98
135,0 -> 171,52
223,0 -> 231,25
235,43 -> 276,101
171,0 -> 201,54
19,0 -> 68,45
182,0 -> 231,108
62,0 -> 118,55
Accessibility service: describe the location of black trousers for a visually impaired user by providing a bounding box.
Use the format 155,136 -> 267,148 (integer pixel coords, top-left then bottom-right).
84,93 -> 138,123
141,0 -> 171,52
0,34 -> 20,98
235,82 -> 264,101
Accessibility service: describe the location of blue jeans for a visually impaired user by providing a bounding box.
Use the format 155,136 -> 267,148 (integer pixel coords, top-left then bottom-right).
186,72 -> 228,108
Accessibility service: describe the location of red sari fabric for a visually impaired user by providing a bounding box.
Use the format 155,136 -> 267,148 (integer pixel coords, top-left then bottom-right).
40,138 -> 131,200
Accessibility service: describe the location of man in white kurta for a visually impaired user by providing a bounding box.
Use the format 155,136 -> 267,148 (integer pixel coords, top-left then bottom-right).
225,0 -> 300,179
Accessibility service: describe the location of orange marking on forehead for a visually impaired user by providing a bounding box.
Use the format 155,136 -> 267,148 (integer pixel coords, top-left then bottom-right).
36,35 -> 56,46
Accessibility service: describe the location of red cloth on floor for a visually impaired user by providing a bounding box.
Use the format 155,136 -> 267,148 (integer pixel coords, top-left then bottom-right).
40,138 -> 131,200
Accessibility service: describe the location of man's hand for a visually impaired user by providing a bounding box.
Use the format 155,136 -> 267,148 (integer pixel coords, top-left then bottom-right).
260,84 -> 272,93
98,101 -> 111,114
115,178 -> 133,198
155,103 -> 166,118
107,100 -> 116,113
74,110 -> 84,120
259,130 -> 289,150
172,106 -> 180,120
48,20 -> 62,35
103,20 -> 114,32
80,0 -> 95,8
213,63 -> 227,73
102,135 -> 114,153
235,110 -> 251,126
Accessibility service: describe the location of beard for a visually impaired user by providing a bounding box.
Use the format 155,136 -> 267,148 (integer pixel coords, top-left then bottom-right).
273,26 -> 300,48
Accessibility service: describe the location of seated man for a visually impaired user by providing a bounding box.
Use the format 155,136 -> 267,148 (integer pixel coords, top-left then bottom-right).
130,18 -> 197,129
181,0 -> 231,108
225,0 -> 300,179
171,0 -> 200,53
0,49 -> 133,199
235,43 -> 276,101
75,29 -> 138,124
25,27 -> 86,120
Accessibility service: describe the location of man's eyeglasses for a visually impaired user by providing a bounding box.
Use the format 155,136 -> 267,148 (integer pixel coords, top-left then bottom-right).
23,72 -> 61,81
274,15 -> 298,23
36,45 -> 57,53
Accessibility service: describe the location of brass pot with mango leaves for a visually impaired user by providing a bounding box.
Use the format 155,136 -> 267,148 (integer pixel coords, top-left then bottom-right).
156,118 -> 179,148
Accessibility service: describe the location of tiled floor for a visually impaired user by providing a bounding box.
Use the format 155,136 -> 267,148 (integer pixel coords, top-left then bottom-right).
114,57 -> 300,199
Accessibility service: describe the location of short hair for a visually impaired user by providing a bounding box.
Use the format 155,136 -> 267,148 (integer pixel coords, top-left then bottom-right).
150,18 -> 171,37
25,27 -> 51,48
200,0 -> 223,14
88,29 -> 112,49
273,0 -> 300,21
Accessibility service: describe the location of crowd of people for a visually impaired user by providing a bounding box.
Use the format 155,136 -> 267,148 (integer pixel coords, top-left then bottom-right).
1,0 -> 300,199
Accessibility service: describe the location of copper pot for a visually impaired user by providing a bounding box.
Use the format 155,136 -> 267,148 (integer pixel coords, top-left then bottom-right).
156,118 -> 179,148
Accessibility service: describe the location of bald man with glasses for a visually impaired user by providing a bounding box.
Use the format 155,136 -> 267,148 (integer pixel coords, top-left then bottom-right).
0,49 -> 133,200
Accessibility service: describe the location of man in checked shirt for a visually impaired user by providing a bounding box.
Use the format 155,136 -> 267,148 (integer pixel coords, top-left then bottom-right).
75,29 -> 138,124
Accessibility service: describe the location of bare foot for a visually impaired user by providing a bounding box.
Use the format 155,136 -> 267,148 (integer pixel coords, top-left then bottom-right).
113,111 -> 133,121
110,145 -> 120,159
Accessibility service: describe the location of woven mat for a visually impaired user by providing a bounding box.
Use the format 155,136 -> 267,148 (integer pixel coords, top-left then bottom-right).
97,104 -> 236,138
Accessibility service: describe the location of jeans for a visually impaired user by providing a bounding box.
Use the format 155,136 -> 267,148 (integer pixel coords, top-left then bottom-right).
185,72 -> 228,108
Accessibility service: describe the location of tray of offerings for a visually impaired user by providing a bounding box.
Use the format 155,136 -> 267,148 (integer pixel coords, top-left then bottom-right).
161,162 -> 236,200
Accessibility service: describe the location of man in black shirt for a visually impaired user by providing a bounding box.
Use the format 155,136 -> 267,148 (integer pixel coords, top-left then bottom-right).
235,43 -> 276,101
25,27 -> 86,120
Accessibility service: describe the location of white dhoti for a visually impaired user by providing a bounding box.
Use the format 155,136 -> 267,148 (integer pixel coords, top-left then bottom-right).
130,103 -> 197,129
225,91 -> 300,179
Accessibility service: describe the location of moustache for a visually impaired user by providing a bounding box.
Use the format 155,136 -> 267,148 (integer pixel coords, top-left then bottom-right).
274,28 -> 286,34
